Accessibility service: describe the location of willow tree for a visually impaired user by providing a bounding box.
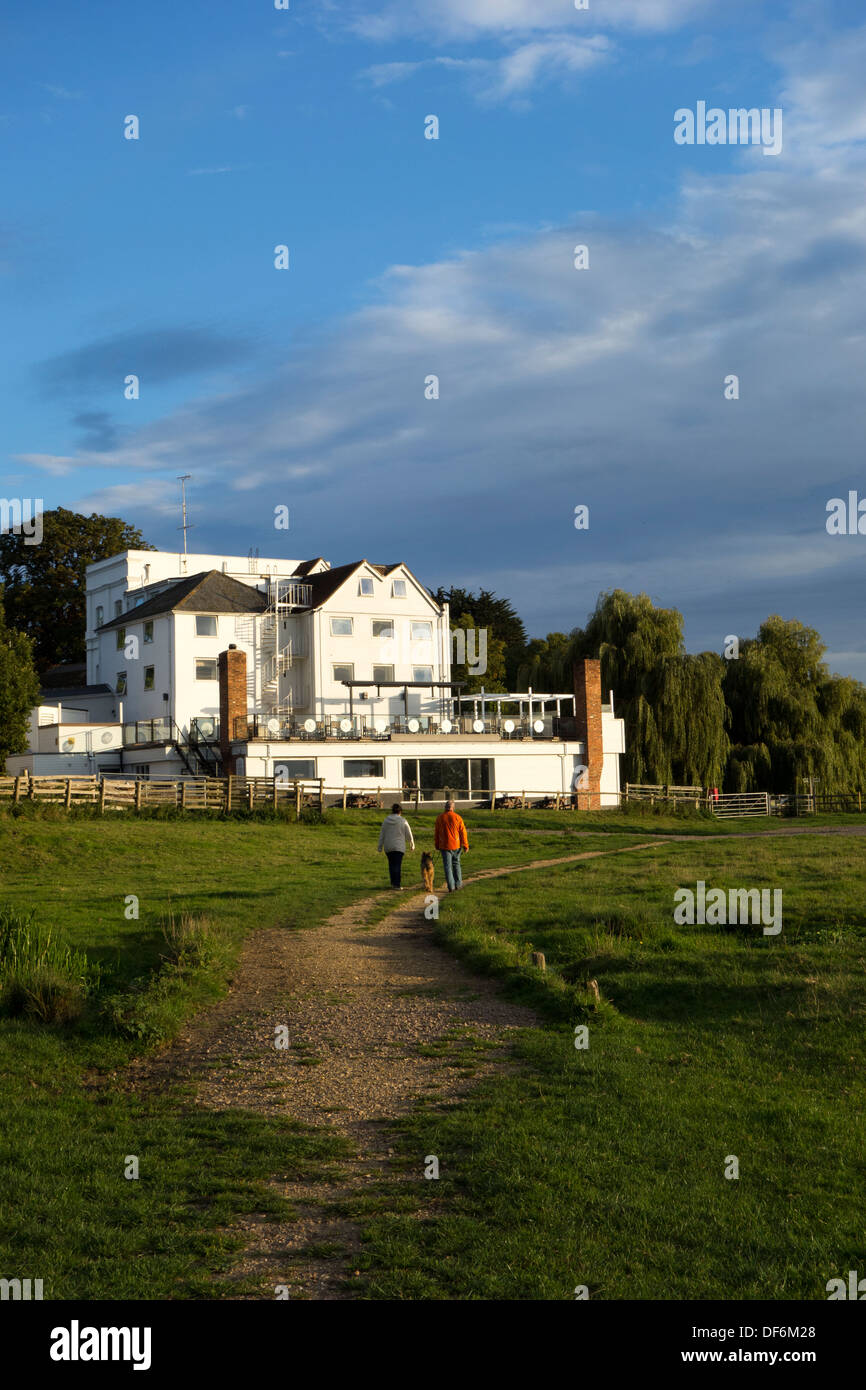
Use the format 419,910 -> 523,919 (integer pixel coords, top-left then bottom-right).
724,616 -> 866,793
569,590 -> 728,787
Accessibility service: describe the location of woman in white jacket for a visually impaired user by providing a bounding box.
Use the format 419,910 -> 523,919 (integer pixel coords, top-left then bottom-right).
377,802 -> 416,889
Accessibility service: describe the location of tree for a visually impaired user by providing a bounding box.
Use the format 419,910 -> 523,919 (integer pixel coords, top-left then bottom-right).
0,507 -> 153,672
450,611 -> 508,694
433,586 -> 527,686
569,590 -> 729,787
516,632 -> 572,691
0,591 -> 40,772
723,616 -> 866,793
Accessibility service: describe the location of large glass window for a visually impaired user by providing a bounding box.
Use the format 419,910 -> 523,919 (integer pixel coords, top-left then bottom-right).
469,758 -> 494,792
419,758 -> 469,795
343,759 -> 384,778
276,759 -> 316,779
196,615 -> 217,636
330,617 -> 353,635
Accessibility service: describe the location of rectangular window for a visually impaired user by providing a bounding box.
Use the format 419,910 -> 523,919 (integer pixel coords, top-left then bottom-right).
96,605 -> 104,626
373,664 -> 394,683
392,580 -> 407,598
330,617 -> 353,635
195,615 -> 217,636
116,672 -> 127,695
116,627 -> 126,651
333,663 -> 354,683
195,658 -> 218,680
275,759 -> 316,779
143,621 -> 154,644
343,759 -> 384,778
114,600 -> 123,617
359,577 -> 374,596
419,758 -> 469,795
469,758 -> 494,793
413,666 -> 433,683
401,758 -> 419,791
144,666 -> 155,691
372,620 -> 394,639
411,621 -> 432,641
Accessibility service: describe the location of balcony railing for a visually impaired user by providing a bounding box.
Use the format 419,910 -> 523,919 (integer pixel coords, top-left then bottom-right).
122,717 -> 176,746
234,713 -> 580,743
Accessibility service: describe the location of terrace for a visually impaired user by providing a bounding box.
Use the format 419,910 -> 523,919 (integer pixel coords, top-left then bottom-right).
234,711 -> 580,742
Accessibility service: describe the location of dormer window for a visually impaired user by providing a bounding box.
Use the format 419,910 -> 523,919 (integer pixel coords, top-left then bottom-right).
392,579 -> 407,598
359,577 -> 374,596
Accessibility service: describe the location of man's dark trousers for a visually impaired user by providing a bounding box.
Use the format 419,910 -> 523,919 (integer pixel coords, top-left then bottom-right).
386,850 -> 404,887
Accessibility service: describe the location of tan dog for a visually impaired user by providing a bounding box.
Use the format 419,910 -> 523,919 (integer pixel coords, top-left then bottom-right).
420,852 -> 435,892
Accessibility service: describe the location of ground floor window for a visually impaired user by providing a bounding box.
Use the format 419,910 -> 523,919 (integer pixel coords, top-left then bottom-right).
275,759 -> 316,778
343,759 -> 384,778
401,757 -> 494,797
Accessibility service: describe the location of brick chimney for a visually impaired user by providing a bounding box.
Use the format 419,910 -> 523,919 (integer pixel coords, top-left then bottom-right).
573,658 -> 603,809
218,645 -> 248,772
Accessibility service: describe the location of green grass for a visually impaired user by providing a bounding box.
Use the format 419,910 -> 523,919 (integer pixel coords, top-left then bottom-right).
349,834 -> 866,1299
1,808 -> 863,1299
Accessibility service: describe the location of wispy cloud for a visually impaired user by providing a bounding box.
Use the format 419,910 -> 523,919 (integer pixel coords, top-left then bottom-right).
361,36 -> 611,103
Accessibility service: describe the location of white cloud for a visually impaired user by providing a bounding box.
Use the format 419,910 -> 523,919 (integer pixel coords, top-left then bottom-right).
362,37 -> 611,102
14,452 -> 79,477
350,0 -> 710,41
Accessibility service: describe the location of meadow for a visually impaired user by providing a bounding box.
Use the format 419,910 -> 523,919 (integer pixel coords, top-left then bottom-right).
0,803 -> 862,1299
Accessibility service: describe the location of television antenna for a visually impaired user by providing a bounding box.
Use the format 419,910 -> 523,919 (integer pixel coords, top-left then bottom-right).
177,475 -> 193,556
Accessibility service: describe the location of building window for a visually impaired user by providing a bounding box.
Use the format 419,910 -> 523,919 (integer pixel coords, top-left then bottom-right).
411,621 -> 432,641
392,580 -> 407,598
373,664 -> 394,683
116,672 -> 127,695
144,621 -> 154,644
116,627 -> 126,651
144,666 -> 155,691
333,663 -> 354,683
195,658 -> 218,680
413,666 -> 433,683
114,600 -> 123,617
95,605 -> 104,627
196,615 -> 218,636
330,617 -> 353,636
372,620 -> 394,639
275,759 -> 316,779
359,577 -> 374,596
343,759 -> 384,778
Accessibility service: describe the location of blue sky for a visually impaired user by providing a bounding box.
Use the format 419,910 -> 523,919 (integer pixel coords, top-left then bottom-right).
2,0 -> 866,675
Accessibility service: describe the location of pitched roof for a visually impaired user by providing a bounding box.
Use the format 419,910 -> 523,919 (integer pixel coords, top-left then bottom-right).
97,570 -> 267,631
303,559 -> 440,611
292,557 -> 328,576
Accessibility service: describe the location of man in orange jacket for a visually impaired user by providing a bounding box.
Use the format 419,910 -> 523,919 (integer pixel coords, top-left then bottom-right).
434,799 -> 469,892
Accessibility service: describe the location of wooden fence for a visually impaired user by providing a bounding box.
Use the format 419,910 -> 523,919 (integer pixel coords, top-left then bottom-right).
0,774 -> 325,814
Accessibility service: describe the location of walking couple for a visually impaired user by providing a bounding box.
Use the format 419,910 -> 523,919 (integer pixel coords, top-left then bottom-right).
376,799 -> 470,892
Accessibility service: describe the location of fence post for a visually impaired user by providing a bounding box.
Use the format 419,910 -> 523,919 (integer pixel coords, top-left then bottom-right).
295,780 -> 301,817
64,777 -> 72,810
273,777 -> 278,809
227,774 -> 234,813
134,780 -> 143,813
376,785 -> 381,808
98,777 -> 106,814
181,781 -> 189,810
415,786 -> 420,813
342,786 -> 347,811
29,776 -> 36,801
318,777 -> 324,810
248,782 -> 254,811
521,790 -> 526,808
13,775 -> 21,805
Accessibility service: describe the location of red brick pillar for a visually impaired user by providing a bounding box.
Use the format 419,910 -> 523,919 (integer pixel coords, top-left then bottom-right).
219,646 -> 247,773
573,658 -> 603,809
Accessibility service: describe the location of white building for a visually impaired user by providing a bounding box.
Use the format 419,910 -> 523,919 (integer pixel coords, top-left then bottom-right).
11,548 -> 626,805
